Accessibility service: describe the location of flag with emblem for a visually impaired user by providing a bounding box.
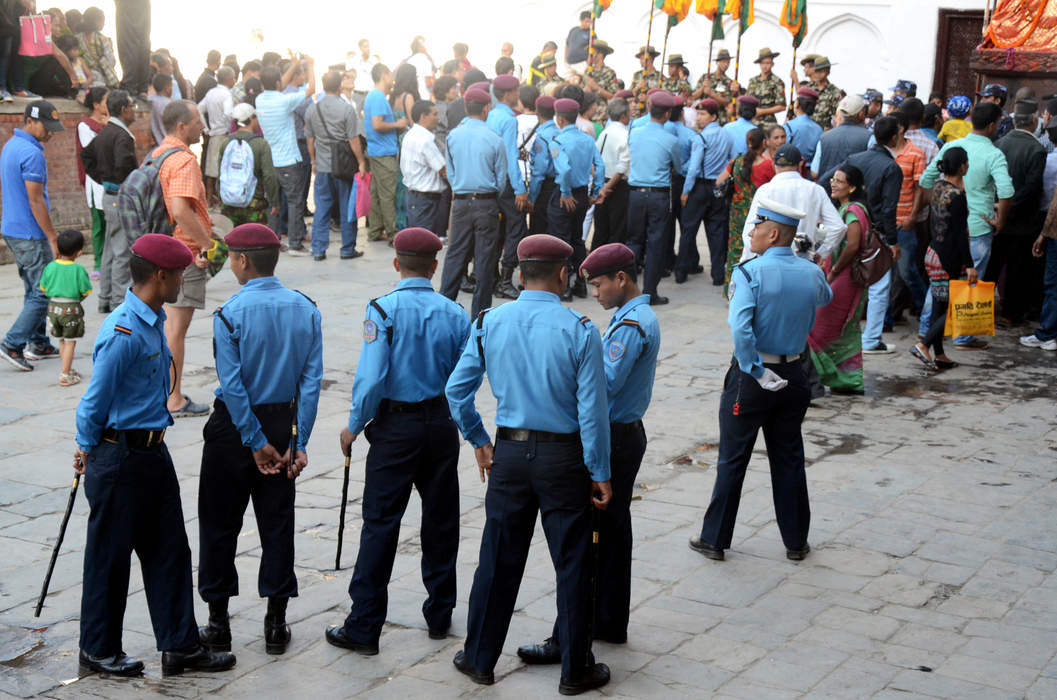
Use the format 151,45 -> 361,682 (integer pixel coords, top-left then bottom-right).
780,0 -> 808,48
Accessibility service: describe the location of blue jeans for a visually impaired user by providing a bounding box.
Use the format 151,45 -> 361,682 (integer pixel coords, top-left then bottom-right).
896,227 -> 928,313
3,237 -> 53,351
310,172 -> 356,257
954,232 -> 993,345
919,288 -> 932,338
1035,238 -> 1057,342
861,268 -> 892,349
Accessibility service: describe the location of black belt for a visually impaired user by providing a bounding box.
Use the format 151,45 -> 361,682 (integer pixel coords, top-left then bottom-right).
543,176 -> 555,185
571,186 -> 588,196
409,190 -> 443,200
497,427 -> 579,443
632,186 -> 669,193
252,401 -> 294,416
102,427 -> 166,449
453,192 -> 498,200
610,420 -> 643,435
380,395 -> 447,413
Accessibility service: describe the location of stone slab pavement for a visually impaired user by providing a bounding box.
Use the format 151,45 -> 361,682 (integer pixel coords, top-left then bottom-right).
1,232 -> 1056,699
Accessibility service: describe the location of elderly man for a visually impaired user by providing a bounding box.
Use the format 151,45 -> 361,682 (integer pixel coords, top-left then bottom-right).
811,94 -> 870,179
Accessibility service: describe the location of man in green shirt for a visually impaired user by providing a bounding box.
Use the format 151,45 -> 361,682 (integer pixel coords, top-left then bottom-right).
217,103 -> 280,227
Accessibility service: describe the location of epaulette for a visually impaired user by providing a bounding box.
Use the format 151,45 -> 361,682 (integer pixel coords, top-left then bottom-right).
213,306 -> 234,333
113,324 -> 132,336
368,298 -> 394,345
612,319 -> 646,339
294,289 -> 317,306
475,308 -> 492,359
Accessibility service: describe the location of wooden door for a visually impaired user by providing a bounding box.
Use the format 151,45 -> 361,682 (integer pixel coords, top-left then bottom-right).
933,10 -> 986,98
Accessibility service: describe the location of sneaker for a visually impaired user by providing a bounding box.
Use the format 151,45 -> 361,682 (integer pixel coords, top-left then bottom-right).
90,270 -> 101,280
13,90 -> 40,98
340,250 -> 364,260
0,343 -> 33,371
287,247 -> 310,257
1020,334 -> 1057,350
0,90 -> 12,103
953,338 -> 990,350
24,344 -> 60,361
862,342 -> 895,354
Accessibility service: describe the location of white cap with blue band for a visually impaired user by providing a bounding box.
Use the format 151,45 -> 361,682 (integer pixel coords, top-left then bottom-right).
752,197 -> 806,228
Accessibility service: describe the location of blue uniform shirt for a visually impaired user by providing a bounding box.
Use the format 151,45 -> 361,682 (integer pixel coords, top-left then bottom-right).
75,289 -> 174,450
446,117 -> 507,194
528,119 -> 560,202
724,117 -> 756,157
552,124 -> 605,198
349,277 -> 471,434
684,121 -> 735,194
627,121 -> 681,188
784,114 -> 823,164
485,102 -> 527,195
445,290 -> 611,481
728,247 -> 833,378
603,295 -> 661,423
670,121 -> 696,177
213,277 -> 324,453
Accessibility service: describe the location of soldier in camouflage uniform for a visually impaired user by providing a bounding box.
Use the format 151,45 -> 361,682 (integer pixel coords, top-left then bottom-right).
631,45 -> 663,118
661,54 -> 692,101
746,48 -> 786,126
584,40 -> 619,124
808,56 -> 844,130
537,52 -> 563,97
692,48 -> 736,125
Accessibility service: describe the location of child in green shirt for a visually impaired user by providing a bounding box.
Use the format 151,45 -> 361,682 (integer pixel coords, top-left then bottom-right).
39,230 -> 93,386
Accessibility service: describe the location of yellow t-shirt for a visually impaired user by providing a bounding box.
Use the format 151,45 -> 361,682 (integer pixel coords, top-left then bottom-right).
938,119 -> 972,143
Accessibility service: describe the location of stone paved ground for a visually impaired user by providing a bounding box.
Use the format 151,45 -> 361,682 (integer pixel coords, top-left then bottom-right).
1,232 -> 1056,699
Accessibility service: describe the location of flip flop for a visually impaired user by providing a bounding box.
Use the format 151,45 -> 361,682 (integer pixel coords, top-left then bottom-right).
909,345 -> 937,371
935,359 -> 959,369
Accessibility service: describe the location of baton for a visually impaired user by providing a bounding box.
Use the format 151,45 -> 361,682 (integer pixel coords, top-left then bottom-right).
335,455 -> 351,570
587,506 -> 600,652
34,472 -> 81,617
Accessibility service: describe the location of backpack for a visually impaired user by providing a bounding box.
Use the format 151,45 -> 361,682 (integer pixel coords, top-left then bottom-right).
846,203 -> 894,288
116,147 -> 183,240
219,137 -> 258,207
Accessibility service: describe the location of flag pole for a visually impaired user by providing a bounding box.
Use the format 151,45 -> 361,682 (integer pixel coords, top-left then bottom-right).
588,4 -> 597,74
707,35 -> 715,76
661,23 -> 671,67
788,44 -> 797,119
734,25 -> 742,82
646,0 -> 656,50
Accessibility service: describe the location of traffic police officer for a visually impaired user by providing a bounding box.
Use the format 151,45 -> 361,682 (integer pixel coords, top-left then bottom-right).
488,74 -> 531,300
528,95 -> 559,238
445,234 -> 612,695
626,91 -> 681,306
439,88 -> 507,318
689,199 -> 833,561
517,243 -> 661,664
74,234 -> 235,677
326,227 -> 471,655
680,98 -> 734,285
197,223 -> 324,656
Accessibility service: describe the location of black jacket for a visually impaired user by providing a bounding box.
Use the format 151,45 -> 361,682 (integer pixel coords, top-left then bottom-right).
844,145 -> 903,246
81,120 -> 138,186
996,129 -> 1047,237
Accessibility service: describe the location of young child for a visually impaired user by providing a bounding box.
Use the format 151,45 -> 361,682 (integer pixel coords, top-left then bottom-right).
938,96 -> 972,143
39,230 -> 93,386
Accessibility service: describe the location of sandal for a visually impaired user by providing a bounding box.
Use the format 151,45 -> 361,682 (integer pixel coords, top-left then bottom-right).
909,345 -> 937,371
59,373 -> 80,387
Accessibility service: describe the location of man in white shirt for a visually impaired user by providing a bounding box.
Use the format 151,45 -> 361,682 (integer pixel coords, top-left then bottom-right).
516,85 -> 540,187
593,97 -> 631,248
347,39 -> 379,115
401,100 -> 447,233
407,37 -> 436,99
198,65 -> 235,205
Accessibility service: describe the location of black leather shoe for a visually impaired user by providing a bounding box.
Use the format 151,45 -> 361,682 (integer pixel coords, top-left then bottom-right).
649,295 -> 669,306
78,650 -> 144,676
340,250 -> 364,260
674,271 -> 688,284
559,662 -> 611,695
711,279 -> 724,286
661,268 -> 672,278
161,645 -> 236,676
428,626 -> 449,640
688,536 -> 725,560
324,625 -> 378,655
561,287 -> 574,302
313,253 -> 326,261
572,278 -> 588,299
786,544 -> 811,561
198,619 -> 231,652
265,618 -> 291,655
692,265 -> 705,274
516,637 -> 561,665
453,650 -> 494,685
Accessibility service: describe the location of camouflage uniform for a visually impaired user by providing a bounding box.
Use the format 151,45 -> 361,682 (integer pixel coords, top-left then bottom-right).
631,69 -> 663,117
661,75 -> 692,100
588,64 -> 619,123
539,78 -> 564,97
811,81 -> 844,130
747,73 -> 786,125
695,71 -> 735,125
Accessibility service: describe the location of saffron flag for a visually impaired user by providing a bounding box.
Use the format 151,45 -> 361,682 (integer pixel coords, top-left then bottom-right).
726,0 -> 754,33
594,0 -> 612,16
780,0 -> 808,48
661,0 -> 693,27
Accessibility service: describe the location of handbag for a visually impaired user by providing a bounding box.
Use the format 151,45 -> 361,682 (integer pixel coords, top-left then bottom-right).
317,106 -> 359,181
845,203 -> 894,288
19,14 -> 52,58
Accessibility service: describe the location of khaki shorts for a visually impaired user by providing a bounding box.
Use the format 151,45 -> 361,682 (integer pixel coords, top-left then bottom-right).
48,301 -> 85,338
172,261 -> 208,309
204,134 -> 224,179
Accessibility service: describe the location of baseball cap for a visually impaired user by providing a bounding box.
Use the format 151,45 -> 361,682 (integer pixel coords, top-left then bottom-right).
774,144 -> 802,166
838,94 -> 866,116
232,103 -> 255,126
24,100 -> 65,132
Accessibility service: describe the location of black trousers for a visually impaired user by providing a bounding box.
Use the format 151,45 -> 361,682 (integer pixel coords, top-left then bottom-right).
80,438 -> 199,656
440,198 -> 500,318
666,175 -> 684,271
436,184 -> 452,237
198,399 -> 297,602
547,187 -> 589,277
700,360 -> 811,551
923,295 -> 950,357
530,179 -> 555,236
499,184 -> 529,270
626,189 -> 672,297
591,180 -> 629,249
115,0 -> 151,95
464,438 -> 592,680
406,191 -> 443,232
990,229 -> 1045,323
679,180 -> 728,282
342,399 -> 460,645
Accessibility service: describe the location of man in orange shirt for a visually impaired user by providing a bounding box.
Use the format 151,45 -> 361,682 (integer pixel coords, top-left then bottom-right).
889,110 -> 929,325
154,100 -> 213,416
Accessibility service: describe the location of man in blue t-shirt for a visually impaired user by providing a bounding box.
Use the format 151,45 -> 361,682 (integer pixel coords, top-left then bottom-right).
363,64 -> 407,242
2,101 -> 65,372
564,11 -> 592,78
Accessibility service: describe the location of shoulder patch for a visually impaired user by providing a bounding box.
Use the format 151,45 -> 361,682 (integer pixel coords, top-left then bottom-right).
113,325 -> 132,336
294,289 -> 317,306
579,316 -> 591,326
550,144 -> 560,159
363,320 -> 379,343
607,339 -> 626,362
727,278 -> 736,300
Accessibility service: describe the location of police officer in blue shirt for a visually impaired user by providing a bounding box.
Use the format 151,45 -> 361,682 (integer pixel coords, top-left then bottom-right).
626,91 -> 682,306
517,243 -> 660,665
446,234 -> 613,695
439,87 -> 508,319
528,95 -> 559,237
666,96 -> 695,275
326,227 -> 471,656
488,75 -> 531,299
680,98 -> 735,285
197,224 -> 324,657
724,95 -> 759,157
74,234 -> 236,678
785,88 -> 824,165
689,199 -> 833,562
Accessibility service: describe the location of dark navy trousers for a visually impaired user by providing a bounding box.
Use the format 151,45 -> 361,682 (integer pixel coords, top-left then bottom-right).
547,187 -> 589,278
679,179 -> 728,283
498,184 -> 529,270
440,197 -> 500,319
626,188 -> 672,297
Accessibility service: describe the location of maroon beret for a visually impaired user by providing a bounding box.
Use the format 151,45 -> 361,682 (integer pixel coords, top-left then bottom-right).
517,234 -> 573,262
738,94 -> 760,106
554,97 -> 579,114
536,95 -> 556,110
464,88 -> 491,105
646,87 -> 663,97
131,233 -> 193,270
580,243 -> 635,279
393,227 -> 443,256
797,87 -> 819,99
467,81 -> 491,93
614,89 -> 634,99
695,98 -> 719,111
651,92 -> 676,109
225,223 -> 281,250
493,74 -> 519,91
672,95 -> 685,107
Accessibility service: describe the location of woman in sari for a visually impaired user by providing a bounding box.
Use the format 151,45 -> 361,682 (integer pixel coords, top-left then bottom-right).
809,164 -> 868,394
717,128 -> 770,295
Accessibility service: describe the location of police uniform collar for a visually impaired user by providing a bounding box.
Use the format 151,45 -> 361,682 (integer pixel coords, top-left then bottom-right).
614,294 -> 651,320
396,276 -> 434,290
518,289 -> 562,303
123,287 -> 164,327
242,276 -> 281,290
493,102 -> 514,116
762,246 -> 794,257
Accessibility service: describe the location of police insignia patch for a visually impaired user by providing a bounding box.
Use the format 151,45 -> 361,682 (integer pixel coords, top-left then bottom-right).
550,145 -> 559,158
363,320 -> 378,343
728,279 -> 736,300
608,340 -> 626,362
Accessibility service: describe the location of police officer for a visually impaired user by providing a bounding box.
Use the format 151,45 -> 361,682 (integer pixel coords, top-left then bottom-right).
439,87 -> 507,319
680,99 -> 734,286
666,96 -> 695,274
488,74 -> 531,300
326,227 -> 471,655
689,199 -> 833,561
445,234 -> 612,695
197,223 -> 324,656
74,234 -> 235,677
528,95 -> 559,238
785,87 -> 823,164
517,243 -> 660,664
626,91 -> 681,306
